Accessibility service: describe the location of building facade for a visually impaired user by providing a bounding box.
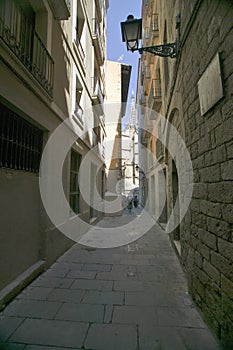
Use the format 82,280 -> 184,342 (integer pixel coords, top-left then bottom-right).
121,92 -> 139,201
0,0 -> 108,306
137,0 -> 233,347
104,60 -> 131,215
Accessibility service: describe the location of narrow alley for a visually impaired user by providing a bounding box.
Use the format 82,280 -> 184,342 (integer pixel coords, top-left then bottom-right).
0,207 -> 220,350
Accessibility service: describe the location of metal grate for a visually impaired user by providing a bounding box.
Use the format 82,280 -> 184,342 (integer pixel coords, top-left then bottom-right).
0,102 -> 43,173
0,0 -> 54,96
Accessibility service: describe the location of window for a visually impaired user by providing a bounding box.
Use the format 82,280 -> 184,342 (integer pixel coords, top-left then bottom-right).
74,76 -> 83,121
69,150 -> 82,214
0,102 -> 43,173
0,0 -> 54,96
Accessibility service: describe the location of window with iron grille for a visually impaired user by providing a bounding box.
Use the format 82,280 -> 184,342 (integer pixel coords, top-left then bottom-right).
69,150 -> 82,214
0,102 -> 43,173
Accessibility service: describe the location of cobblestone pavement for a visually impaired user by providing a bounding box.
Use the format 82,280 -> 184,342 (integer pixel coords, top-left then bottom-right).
0,208 -> 221,349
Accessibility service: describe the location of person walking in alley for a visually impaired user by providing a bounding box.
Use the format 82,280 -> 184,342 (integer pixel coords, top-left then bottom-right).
127,196 -> 133,212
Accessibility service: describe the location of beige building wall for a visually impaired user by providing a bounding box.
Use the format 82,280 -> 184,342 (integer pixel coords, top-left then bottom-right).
104,60 -> 131,214
0,0 -> 108,305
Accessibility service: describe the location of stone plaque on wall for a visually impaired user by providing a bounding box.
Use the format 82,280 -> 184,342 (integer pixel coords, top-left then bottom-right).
198,53 -> 224,116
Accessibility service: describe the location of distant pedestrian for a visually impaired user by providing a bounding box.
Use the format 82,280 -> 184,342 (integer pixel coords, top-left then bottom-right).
133,194 -> 138,207
127,198 -> 133,212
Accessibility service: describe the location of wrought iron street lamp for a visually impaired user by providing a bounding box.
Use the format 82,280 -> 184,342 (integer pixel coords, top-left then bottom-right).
121,15 -> 177,58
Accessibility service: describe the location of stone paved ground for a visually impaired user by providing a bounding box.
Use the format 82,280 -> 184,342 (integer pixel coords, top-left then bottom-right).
0,208 -> 221,349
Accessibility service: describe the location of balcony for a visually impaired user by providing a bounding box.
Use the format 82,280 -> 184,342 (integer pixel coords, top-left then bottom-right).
152,78 -> 162,112
75,28 -> 85,62
151,14 -> 159,36
74,102 -> 84,122
95,0 -> 102,22
0,0 -> 54,96
92,76 -> 104,106
92,18 -> 104,65
156,138 -> 163,160
145,65 -> 151,79
48,0 -> 70,20
139,93 -> 146,106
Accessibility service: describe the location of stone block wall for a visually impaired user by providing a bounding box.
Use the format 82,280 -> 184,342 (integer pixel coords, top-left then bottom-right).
177,1 -> 233,347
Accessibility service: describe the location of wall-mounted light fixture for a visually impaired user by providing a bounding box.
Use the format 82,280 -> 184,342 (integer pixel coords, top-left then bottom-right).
121,15 -> 177,58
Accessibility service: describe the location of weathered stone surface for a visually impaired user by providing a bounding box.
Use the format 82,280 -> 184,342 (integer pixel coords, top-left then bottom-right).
215,117 -> 233,145
200,201 -> 222,219
192,183 -> 208,199
210,251 -> 233,281
198,228 -> 218,251
221,160 -> 233,180
217,238 -> 233,262
199,165 -> 221,183
221,292 -> 233,322
208,182 -> 233,203
207,217 -> 231,240
222,204 -> 233,224
221,274 -> 233,300
196,241 -> 210,261
204,145 -> 227,166
203,259 -> 220,285
226,140 -> 233,159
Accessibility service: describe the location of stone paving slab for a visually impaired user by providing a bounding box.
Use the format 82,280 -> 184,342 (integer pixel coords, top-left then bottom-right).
70,279 -> 113,291
17,287 -> 53,301
4,300 -> 61,319
0,316 -> 24,342
55,303 -> 104,323
0,343 -> 26,349
82,291 -> 124,305
139,325 -> 220,350
84,323 -> 137,350
0,209 -> 221,349
9,319 -> 88,348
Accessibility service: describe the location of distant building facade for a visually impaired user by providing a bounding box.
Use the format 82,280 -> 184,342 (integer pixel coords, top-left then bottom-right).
137,0 -> 233,347
104,60 -> 131,214
121,92 -> 139,200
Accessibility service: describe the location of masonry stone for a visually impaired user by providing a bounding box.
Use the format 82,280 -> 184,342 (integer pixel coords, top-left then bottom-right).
226,140 -> 233,159
192,183 -> 208,200
208,182 -> 233,204
222,204 -> 233,224
199,165 -> 221,183
217,238 -> 233,262
215,117 -> 233,146
203,260 -> 220,285
198,228 -> 218,251
221,161 -> 233,180
221,274 -> 233,300
207,217 -> 231,240
210,251 -> 233,281
200,200 -> 222,219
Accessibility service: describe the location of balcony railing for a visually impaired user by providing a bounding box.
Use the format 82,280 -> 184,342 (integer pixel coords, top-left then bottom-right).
92,76 -> 104,105
156,138 -> 163,159
65,0 -> 71,11
152,78 -> 162,98
74,102 -> 84,122
151,14 -> 159,32
139,93 -> 146,106
92,18 -> 104,65
0,0 -> 54,96
95,0 -> 102,22
145,65 -> 151,79
75,28 -> 85,61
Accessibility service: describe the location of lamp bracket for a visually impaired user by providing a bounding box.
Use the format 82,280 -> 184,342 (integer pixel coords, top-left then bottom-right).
138,42 -> 177,58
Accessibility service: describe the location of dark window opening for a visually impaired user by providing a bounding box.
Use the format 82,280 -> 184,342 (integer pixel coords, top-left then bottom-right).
69,150 -> 82,214
0,102 -> 43,173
